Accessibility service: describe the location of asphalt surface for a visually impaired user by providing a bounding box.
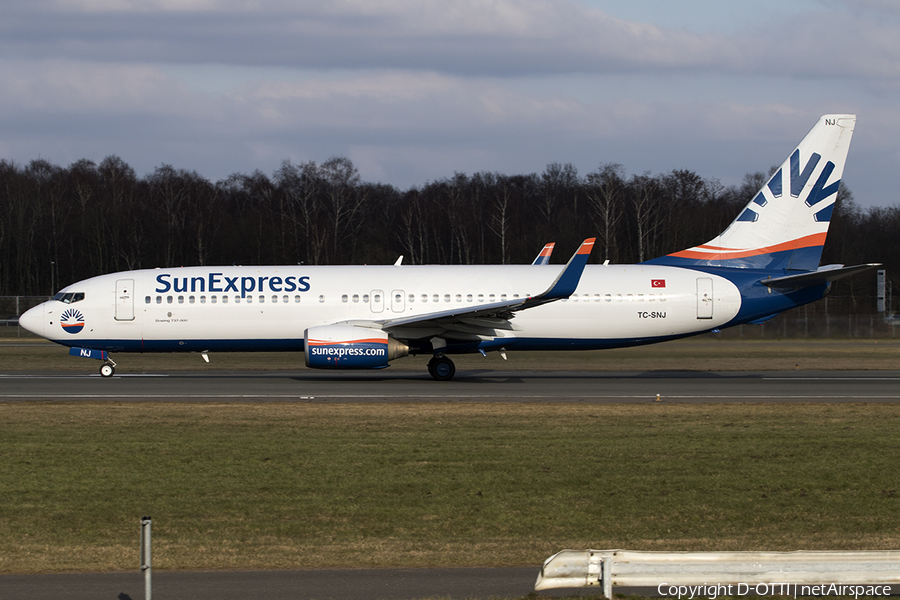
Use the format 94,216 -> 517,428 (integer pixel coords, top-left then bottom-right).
2,369 -> 900,403
0,568 -> 614,600
4,368 -> 900,599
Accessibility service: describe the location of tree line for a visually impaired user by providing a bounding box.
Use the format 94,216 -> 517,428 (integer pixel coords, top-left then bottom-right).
0,155 -> 892,311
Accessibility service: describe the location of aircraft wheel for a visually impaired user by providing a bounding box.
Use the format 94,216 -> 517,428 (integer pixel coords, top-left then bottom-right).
428,356 -> 456,381
100,363 -> 115,378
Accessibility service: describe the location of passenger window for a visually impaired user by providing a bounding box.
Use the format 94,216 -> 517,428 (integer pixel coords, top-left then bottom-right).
222,296 -> 228,304
167,296 -> 173,304
211,296 -> 217,304
246,296 -> 252,304
189,296 -> 195,304
259,295 -> 265,303
342,295 -> 349,303
294,295 -> 301,303
235,296 -> 242,304
319,295 -> 325,303
200,296 -> 206,304
178,296 -> 184,304
352,294 -> 359,303
156,296 -> 162,304
145,296 -> 151,304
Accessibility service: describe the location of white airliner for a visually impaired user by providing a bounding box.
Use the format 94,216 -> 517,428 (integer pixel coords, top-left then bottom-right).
19,115 -> 878,380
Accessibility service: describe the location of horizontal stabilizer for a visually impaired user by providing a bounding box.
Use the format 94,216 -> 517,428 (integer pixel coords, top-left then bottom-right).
762,263 -> 881,289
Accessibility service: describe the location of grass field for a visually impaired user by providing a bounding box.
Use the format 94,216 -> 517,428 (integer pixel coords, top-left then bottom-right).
2,402 -> 899,575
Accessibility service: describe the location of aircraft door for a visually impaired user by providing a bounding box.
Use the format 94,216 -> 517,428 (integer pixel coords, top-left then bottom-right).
370,290 -> 384,313
391,289 -> 405,313
697,277 -> 713,319
115,278 -> 135,321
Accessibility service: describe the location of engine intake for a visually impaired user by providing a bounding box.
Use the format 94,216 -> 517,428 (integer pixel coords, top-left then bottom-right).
304,324 -> 408,369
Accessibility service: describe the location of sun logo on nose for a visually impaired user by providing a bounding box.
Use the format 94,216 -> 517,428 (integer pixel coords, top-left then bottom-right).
60,308 -> 85,334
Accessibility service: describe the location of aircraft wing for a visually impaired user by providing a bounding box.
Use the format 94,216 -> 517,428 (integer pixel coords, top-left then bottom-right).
339,239 -> 594,342
762,263 -> 881,289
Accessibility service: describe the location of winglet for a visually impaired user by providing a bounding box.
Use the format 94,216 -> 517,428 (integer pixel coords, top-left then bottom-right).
531,242 -> 556,265
534,238 -> 595,301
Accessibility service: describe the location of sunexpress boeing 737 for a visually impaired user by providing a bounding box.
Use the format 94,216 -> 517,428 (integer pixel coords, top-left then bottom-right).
19,115 -> 878,380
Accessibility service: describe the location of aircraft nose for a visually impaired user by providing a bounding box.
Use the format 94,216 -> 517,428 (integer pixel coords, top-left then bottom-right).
18,303 -> 45,338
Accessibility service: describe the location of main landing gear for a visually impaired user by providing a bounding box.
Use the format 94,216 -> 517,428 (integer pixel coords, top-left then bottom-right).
427,355 -> 456,381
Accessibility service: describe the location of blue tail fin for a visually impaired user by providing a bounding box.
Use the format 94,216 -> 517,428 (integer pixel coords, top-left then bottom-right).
646,115 -> 856,271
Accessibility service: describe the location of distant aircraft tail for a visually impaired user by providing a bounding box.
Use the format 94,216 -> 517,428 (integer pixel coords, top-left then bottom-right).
531,242 -> 555,265
646,114 -> 856,271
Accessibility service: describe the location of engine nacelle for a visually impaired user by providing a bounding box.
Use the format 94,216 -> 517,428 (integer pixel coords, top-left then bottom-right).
304,325 -> 409,369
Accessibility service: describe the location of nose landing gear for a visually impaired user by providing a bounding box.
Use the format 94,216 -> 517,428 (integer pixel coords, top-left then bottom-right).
68,347 -> 117,377
100,358 -> 117,378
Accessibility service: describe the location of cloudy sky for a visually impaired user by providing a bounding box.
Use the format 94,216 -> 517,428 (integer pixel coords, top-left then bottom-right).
2,0 -> 898,207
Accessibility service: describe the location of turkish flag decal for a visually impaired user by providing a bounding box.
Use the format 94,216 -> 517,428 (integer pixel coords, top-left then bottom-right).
651,279 -> 666,288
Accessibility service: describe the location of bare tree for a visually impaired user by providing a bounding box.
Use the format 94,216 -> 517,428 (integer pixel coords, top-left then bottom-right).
320,156 -> 367,263
489,175 -> 513,264
585,163 -> 625,263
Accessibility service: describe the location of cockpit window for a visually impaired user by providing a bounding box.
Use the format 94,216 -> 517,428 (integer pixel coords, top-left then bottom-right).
53,292 -> 85,304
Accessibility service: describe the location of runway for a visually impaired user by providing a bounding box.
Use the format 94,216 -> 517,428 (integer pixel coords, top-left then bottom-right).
2,369 -> 900,403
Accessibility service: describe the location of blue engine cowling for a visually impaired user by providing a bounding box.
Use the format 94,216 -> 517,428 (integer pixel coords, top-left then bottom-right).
304,325 -> 409,369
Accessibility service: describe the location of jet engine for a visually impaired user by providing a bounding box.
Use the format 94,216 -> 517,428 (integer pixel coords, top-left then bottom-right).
304,324 -> 409,369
